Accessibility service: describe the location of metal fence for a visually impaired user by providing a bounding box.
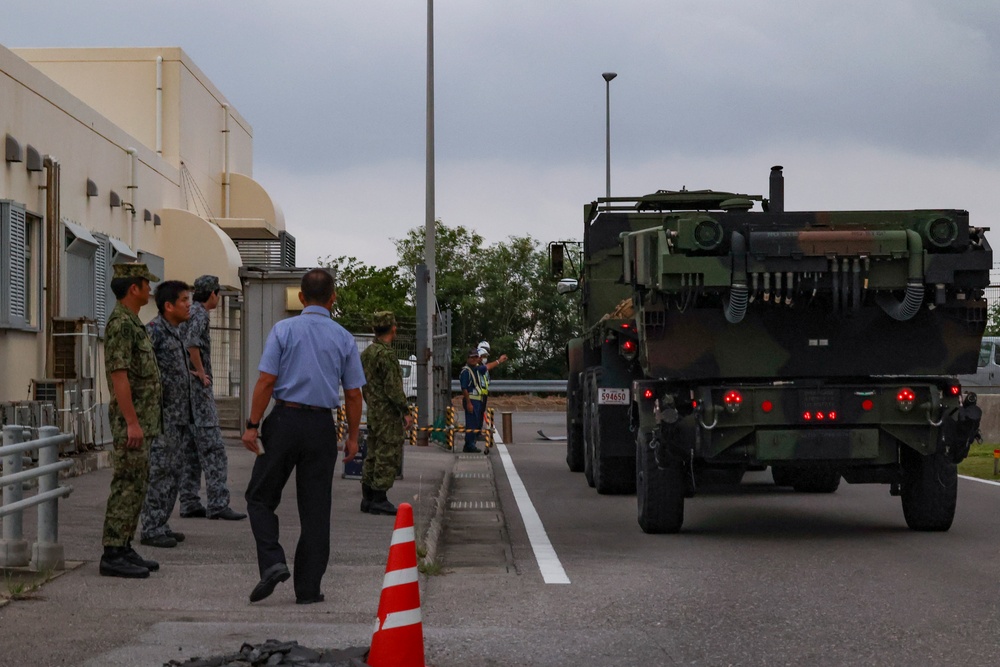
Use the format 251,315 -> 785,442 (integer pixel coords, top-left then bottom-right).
210,291 -> 242,398
1,425 -> 75,571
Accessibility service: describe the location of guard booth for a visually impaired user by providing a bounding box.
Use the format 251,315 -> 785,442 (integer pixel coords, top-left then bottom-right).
239,265 -> 372,476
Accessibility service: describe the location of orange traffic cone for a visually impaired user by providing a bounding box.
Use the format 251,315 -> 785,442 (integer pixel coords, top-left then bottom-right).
368,502 -> 426,667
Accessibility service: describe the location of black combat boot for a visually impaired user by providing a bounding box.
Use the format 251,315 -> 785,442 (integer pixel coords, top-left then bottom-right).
368,490 -> 397,516
360,484 -> 373,513
123,542 -> 160,572
99,546 -> 150,579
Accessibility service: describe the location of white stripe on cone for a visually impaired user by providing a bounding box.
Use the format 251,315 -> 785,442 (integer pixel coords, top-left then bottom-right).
379,607 -> 423,631
390,526 -> 415,545
382,566 -> 419,589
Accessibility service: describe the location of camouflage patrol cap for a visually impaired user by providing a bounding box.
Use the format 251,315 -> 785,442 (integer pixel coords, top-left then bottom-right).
372,311 -> 396,329
112,262 -> 160,282
194,274 -> 220,293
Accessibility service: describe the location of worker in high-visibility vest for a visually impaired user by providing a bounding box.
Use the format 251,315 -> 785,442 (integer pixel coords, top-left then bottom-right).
460,348 -> 487,453
476,341 -> 508,440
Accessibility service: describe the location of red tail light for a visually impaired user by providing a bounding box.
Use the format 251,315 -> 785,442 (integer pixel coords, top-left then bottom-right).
642,388 -> 654,400
896,387 -> 915,413
723,390 -> 743,414
949,385 -> 961,396
861,399 -> 874,411
761,400 -> 773,413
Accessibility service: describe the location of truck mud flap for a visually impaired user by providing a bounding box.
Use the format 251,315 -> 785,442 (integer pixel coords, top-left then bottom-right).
942,402 -> 982,464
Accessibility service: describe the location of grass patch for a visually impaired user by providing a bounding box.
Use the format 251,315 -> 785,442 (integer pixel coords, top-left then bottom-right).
958,442 -> 1000,481
418,561 -> 443,576
1,569 -> 46,601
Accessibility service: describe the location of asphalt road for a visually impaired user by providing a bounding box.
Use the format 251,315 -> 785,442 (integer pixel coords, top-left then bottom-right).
424,412 -> 1000,667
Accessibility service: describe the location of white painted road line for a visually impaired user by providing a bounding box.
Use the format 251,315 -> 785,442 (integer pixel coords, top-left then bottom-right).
959,474 -> 1000,487
495,443 -> 571,585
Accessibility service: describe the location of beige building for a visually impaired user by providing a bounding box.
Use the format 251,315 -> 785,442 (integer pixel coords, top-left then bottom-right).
0,45 -> 292,443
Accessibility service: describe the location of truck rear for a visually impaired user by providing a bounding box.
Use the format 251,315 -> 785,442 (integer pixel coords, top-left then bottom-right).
556,166 -> 990,533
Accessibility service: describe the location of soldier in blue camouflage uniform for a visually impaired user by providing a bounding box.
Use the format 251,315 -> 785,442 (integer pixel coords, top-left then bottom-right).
359,311 -> 413,516
100,263 -> 163,579
178,274 -> 245,521
139,280 -> 195,548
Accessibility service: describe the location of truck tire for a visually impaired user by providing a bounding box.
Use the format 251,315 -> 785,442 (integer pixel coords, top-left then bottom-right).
771,467 -> 840,493
901,448 -> 957,532
589,371 -> 636,495
636,430 -> 684,534
566,374 -> 585,473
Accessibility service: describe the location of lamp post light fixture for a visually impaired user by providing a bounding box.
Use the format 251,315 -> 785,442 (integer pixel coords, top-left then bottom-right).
602,72 -> 617,205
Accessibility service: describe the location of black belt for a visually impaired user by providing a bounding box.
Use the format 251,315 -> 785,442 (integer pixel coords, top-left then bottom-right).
274,399 -> 330,412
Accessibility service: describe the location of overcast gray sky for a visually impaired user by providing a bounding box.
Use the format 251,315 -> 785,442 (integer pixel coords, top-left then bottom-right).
5,1 -> 1000,269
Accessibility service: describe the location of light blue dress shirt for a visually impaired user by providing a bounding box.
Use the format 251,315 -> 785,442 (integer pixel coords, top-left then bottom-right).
258,305 -> 366,408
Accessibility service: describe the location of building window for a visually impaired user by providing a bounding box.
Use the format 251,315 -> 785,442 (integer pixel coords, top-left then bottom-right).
0,200 -> 39,330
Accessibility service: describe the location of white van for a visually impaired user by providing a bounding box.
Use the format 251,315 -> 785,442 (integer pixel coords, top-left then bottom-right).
959,336 -> 1000,394
399,356 -> 417,402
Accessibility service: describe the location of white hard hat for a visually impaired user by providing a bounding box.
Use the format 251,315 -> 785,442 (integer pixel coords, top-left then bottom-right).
477,347 -> 489,358
478,340 -> 490,352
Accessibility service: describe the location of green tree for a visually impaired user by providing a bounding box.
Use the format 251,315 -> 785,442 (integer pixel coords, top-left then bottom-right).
394,222 -> 581,378
319,255 -> 412,333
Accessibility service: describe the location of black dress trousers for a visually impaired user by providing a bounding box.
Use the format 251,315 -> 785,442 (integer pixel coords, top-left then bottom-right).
245,404 -> 339,599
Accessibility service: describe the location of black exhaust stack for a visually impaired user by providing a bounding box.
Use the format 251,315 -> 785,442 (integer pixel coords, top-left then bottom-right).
769,165 -> 784,213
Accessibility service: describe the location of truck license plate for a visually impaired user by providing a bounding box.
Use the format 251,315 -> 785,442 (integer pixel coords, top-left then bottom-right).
598,388 -> 629,405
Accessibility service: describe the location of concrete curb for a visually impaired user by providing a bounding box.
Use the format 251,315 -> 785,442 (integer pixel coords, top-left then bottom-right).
421,457 -> 454,568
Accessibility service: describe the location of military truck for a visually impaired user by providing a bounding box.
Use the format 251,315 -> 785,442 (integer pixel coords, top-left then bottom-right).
553,166 -> 990,533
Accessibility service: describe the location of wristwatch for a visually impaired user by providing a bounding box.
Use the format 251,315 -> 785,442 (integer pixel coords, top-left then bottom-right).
245,418 -> 260,430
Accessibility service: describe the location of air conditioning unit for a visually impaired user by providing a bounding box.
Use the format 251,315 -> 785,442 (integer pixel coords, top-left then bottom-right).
32,378 -> 79,453
51,318 -> 98,380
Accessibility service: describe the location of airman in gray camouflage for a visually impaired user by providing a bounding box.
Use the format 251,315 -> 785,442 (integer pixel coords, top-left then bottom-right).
178,274 -> 245,521
139,281 -> 195,549
359,311 -> 412,516
100,263 -> 163,579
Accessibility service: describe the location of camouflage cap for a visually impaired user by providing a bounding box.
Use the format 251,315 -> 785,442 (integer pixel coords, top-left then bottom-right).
372,311 -> 396,328
194,274 -> 220,293
112,262 -> 160,282
468,348 -> 481,358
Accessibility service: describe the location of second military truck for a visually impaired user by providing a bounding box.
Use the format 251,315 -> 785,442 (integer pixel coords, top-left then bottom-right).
554,166 -> 990,533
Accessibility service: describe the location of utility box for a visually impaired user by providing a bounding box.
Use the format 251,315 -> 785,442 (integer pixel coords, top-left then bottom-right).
239,266 -> 311,425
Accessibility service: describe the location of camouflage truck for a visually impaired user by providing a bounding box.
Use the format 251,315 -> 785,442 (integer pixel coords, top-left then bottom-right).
553,166 -> 990,533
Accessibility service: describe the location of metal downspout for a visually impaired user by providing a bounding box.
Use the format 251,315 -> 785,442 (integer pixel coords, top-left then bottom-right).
222,103 -> 230,218
43,157 -> 60,377
156,56 -> 163,156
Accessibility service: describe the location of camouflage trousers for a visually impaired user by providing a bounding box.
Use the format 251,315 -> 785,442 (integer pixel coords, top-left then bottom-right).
140,424 -> 194,539
102,436 -> 152,547
361,435 -> 403,491
179,426 -> 232,515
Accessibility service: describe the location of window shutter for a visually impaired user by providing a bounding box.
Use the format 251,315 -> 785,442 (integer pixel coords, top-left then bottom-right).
94,235 -> 109,328
8,204 -> 27,321
1,201 -> 29,329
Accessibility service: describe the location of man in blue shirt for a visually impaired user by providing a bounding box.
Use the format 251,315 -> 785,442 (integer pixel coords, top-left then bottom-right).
241,268 -> 365,604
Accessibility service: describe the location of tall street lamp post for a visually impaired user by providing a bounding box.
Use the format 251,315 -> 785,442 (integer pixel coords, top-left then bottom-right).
602,72 -> 617,203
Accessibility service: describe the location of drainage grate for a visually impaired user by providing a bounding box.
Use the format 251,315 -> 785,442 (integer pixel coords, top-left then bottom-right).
449,500 -> 497,510
454,472 -> 491,479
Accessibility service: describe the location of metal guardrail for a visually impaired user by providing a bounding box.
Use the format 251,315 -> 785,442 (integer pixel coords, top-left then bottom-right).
1,425 -> 75,571
449,379 -> 567,394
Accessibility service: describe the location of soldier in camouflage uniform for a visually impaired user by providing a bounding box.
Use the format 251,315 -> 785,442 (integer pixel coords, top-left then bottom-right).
139,280 -> 195,548
178,274 -> 245,521
100,263 -> 163,579
359,311 -> 413,516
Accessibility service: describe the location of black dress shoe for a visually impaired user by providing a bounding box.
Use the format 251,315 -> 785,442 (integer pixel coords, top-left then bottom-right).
209,507 -> 247,521
139,534 -> 178,548
250,563 -> 290,602
180,507 -> 207,518
99,548 -> 149,579
296,594 -> 325,605
168,531 -> 185,543
123,546 -> 160,572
